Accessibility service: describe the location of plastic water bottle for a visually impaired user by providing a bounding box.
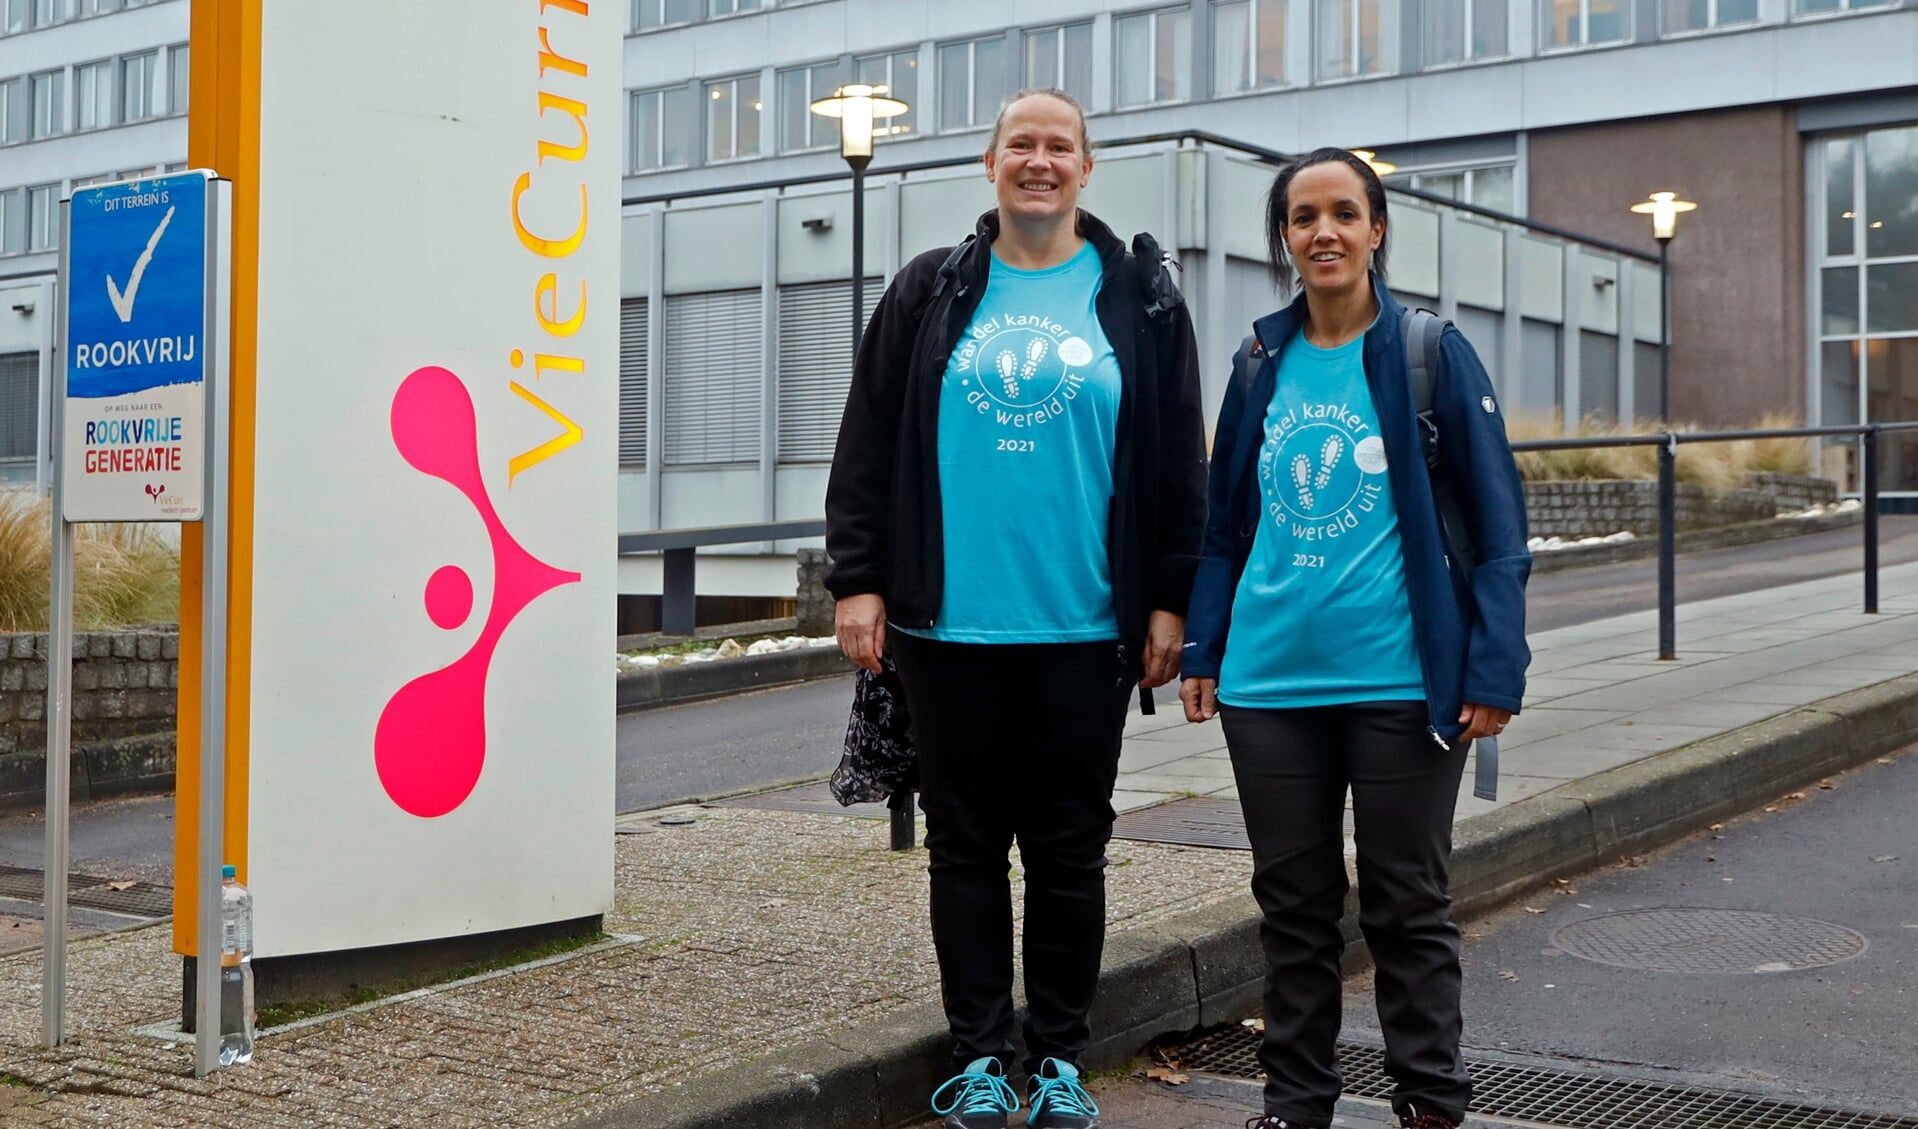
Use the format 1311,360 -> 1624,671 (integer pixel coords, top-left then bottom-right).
218,864 -> 255,1066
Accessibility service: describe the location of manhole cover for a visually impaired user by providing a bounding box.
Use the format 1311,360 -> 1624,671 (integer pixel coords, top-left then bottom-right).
1552,907 -> 1867,974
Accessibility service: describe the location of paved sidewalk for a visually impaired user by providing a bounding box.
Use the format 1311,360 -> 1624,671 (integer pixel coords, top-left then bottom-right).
0,564 -> 1913,1126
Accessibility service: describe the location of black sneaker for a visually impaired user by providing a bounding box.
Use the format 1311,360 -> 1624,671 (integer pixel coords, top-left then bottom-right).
1026,1058 -> 1100,1128
929,1056 -> 1019,1129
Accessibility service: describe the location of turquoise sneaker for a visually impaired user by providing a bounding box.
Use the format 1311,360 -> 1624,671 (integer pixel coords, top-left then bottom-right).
1026,1058 -> 1100,1128
929,1056 -> 1019,1129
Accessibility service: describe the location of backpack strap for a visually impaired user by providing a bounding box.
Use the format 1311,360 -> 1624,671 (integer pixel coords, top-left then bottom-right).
1399,308 -> 1477,577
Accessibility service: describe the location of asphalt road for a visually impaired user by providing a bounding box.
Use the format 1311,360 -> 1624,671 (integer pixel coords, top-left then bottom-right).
1344,744 -> 1918,1117
2,517 -> 1914,883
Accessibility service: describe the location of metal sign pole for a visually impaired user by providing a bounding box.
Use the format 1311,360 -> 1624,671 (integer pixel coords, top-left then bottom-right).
194,178 -> 234,1079
42,199 -> 74,1049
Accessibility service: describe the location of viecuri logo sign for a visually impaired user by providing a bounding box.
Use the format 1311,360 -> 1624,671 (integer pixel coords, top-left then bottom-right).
62,172 -> 211,523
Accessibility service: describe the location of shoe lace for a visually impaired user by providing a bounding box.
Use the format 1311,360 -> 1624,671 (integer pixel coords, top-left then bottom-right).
1031,1070 -> 1100,1117
930,1067 -> 1020,1117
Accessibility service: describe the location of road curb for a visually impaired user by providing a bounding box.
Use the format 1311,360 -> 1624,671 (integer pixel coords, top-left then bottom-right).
577,671 -> 1918,1128
616,645 -> 853,713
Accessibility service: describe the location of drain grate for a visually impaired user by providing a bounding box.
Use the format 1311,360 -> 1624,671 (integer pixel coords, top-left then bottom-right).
1167,1028 -> 1918,1129
706,781 -> 893,819
0,864 -> 174,919
1111,797 -> 1251,850
1552,908 -> 1868,974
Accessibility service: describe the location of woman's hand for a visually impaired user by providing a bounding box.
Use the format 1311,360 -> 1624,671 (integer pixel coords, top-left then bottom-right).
835,594 -> 888,673
1140,611 -> 1185,689
1458,702 -> 1512,743
1180,677 -> 1219,723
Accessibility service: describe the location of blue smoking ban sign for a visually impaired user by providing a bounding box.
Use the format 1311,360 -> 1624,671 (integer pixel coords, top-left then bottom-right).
62,171 -> 213,522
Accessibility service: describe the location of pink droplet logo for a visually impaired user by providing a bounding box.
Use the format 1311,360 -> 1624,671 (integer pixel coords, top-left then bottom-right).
375,366 -> 581,818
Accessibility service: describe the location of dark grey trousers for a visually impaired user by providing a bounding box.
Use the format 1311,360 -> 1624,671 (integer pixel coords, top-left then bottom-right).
1221,700 -> 1472,1126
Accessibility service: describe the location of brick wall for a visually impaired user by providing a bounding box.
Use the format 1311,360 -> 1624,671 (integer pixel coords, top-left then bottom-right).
1525,474 -> 1835,539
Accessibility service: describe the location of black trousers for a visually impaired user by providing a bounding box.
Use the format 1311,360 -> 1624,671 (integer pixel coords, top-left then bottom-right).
1220,701 -> 1472,1126
890,630 -> 1133,1075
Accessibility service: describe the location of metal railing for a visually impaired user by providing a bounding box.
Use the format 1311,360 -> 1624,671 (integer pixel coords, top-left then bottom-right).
618,519 -> 825,636
1511,422 -> 1918,659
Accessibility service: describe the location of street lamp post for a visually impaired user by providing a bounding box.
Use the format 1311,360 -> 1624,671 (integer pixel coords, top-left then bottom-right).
809,84 -> 909,355
809,83 -> 910,849
1629,191 -> 1698,422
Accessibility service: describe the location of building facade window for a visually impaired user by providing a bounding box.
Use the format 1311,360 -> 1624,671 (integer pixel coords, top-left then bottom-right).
0,78 -> 24,143
122,50 -> 161,122
1386,164 -> 1516,213
76,60 -> 113,130
1425,0 -> 1508,63
1541,0 -> 1629,46
1213,0 -> 1287,95
0,188 -> 18,254
631,86 -> 695,170
1116,7 -> 1192,107
778,59 -> 848,152
1815,126 -> 1918,491
633,0 -> 699,30
1024,23 -> 1094,104
1317,0 -> 1392,78
938,36 -> 1008,131
1661,0 -> 1756,32
708,0 -> 758,14
1794,0 -> 1887,12
170,44 -> 188,113
30,71 -> 63,138
777,279 -> 880,462
854,49 -> 918,139
0,352 -> 38,462
79,0 -> 119,13
620,297 -> 649,467
704,74 -> 761,161
663,289 -> 762,465
28,183 -> 55,250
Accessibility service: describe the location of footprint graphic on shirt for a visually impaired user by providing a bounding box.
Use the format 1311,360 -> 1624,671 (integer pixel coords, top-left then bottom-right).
1291,437 -> 1346,510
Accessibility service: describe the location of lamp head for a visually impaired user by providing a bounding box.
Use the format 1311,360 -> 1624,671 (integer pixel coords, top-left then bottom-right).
1631,190 -> 1697,243
1351,149 -> 1397,176
810,83 -> 910,162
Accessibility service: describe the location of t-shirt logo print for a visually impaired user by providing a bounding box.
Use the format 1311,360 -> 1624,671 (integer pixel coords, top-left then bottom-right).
1260,404 -> 1389,541
954,314 -> 1095,427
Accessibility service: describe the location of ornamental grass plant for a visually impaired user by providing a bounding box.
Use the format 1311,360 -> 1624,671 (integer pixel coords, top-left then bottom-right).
0,489 -> 179,632
1505,412 -> 1814,489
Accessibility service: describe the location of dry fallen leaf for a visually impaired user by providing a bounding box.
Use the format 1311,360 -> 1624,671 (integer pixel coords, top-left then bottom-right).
1818,780 -> 1835,790
1614,856 -> 1645,869
1877,758 -> 1895,766
1500,970 -> 1521,982
1147,1068 -> 1189,1086
1873,855 -> 1899,864
1240,1018 -> 1266,1034
1763,806 -> 1778,813
1551,878 -> 1578,896
1708,822 -> 1725,831
1523,906 -> 1546,915
1706,855 -> 1717,862
1786,792 -> 1806,801
102,880 -> 137,891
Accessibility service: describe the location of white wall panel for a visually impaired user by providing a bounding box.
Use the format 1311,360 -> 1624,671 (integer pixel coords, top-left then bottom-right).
1519,238 -> 1564,322
1392,204 -> 1440,299
1453,221 -> 1505,311
776,188 -> 888,285
1577,252 -> 1619,335
663,202 -> 765,293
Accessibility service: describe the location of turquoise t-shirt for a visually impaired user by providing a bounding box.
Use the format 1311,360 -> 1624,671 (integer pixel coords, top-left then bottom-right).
910,242 -> 1122,643
1217,327 -> 1426,707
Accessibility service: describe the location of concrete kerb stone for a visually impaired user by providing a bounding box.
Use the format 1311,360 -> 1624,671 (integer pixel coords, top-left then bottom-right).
583,671 -> 1918,1129
615,645 -> 853,713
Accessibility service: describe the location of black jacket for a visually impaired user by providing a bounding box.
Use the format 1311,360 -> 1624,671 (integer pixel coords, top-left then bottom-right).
824,209 -> 1207,663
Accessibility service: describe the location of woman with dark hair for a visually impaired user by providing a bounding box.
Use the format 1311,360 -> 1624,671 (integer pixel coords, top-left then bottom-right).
1179,148 -> 1532,1129
826,88 -> 1207,1129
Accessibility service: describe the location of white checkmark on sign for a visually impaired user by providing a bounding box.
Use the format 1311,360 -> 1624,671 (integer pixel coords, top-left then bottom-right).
104,205 -> 176,324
